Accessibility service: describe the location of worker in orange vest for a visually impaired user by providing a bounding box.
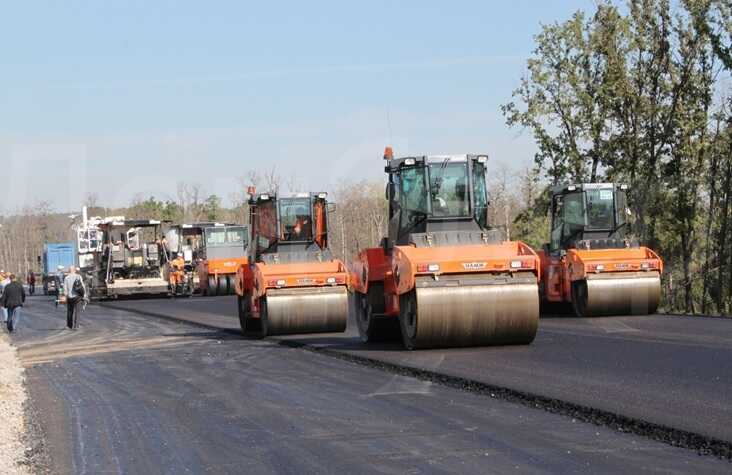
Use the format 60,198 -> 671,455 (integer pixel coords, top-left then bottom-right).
169,253 -> 186,288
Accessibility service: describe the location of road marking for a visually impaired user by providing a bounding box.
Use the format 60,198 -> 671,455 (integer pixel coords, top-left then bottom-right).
365,375 -> 433,397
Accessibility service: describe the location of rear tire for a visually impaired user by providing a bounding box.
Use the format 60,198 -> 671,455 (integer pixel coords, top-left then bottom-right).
208,276 -> 218,296
259,297 -> 270,337
238,294 -> 262,337
398,290 -> 419,350
225,276 -> 234,295
571,280 -> 589,318
217,277 -> 228,296
355,283 -> 401,343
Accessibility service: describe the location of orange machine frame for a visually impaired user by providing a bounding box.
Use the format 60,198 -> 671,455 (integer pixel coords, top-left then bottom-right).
538,246 -> 663,304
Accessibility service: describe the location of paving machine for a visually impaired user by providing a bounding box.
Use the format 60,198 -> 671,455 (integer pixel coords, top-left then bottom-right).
78,217 -> 171,299
196,224 -> 249,296
235,190 -> 348,337
350,148 -> 540,350
538,183 -> 662,317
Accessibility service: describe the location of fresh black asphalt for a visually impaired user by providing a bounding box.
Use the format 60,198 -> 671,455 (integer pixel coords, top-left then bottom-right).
9,297 -> 731,473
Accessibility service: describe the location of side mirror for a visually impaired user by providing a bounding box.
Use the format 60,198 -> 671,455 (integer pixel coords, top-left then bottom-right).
386,182 -> 396,201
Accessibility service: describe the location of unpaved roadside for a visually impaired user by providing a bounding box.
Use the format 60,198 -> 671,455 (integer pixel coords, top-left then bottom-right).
0,333 -> 32,475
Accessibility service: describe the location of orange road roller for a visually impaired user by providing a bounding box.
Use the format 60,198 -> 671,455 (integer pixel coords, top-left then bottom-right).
196,224 -> 249,296
235,189 -> 348,336
349,148 -> 540,350
538,183 -> 662,317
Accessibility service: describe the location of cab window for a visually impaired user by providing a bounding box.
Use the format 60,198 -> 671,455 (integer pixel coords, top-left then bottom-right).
586,188 -> 614,229
399,166 -> 429,236
472,161 -> 488,229
280,198 -> 313,242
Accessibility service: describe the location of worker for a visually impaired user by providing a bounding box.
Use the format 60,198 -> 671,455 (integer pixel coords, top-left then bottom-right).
63,266 -> 87,330
292,206 -> 312,240
169,252 -> 186,289
27,271 -> 36,296
0,271 -> 9,326
2,274 -> 26,333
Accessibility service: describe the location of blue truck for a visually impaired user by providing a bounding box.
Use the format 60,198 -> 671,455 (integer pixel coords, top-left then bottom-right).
42,242 -> 77,295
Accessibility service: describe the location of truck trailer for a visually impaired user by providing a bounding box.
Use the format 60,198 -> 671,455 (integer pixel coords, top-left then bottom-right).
41,242 -> 77,295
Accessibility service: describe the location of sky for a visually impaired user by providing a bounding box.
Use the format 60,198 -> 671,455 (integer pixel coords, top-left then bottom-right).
0,0 -> 595,213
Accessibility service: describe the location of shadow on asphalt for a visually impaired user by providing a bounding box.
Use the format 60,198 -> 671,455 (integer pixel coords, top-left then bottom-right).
161,330 -> 242,341
278,335 -> 405,352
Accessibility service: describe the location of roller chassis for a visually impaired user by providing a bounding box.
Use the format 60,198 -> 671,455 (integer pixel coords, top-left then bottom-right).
539,183 -> 664,317
236,191 -> 349,338
350,150 -> 541,350
352,241 -> 541,349
538,246 -> 662,317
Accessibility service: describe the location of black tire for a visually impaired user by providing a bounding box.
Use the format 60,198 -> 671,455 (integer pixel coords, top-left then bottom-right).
208,276 -> 218,296
398,290 -> 419,350
238,294 -> 263,337
217,277 -> 228,296
225,276 -> 234,295
354,283 -> 401,343
571,280 -> 589,318
259,297 -> 270,337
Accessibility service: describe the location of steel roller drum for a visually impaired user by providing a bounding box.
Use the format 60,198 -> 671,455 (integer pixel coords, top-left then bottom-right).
402,275 -> 540,349
582,271 -> 661,317
263,286 -> 348,336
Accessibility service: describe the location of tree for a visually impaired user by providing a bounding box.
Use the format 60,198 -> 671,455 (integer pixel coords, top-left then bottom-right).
503,0 -> 732,314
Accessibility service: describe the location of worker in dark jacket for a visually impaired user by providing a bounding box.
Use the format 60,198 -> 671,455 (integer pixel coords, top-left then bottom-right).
2,274 -> 26,333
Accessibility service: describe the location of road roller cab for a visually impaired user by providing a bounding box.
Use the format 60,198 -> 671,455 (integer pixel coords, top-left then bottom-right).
235,190 -> 349,337
350,148 -> 541,350
538,183 -> 663,317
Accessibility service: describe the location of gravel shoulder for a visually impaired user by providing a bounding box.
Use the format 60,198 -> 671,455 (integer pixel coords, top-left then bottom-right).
0,332 -> 32,475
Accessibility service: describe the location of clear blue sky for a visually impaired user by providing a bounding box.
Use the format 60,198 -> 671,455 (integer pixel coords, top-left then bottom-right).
0,0 -> 594,212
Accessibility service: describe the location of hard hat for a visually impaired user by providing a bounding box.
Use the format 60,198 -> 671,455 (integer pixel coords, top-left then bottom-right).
177,252 -> 183,257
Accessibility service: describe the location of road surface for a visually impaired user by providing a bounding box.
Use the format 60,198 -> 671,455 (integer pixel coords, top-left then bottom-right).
109,296 -> 732,445
9,297 -> 729,473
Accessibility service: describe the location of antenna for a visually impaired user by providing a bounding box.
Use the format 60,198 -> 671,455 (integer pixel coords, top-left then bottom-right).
386,108 -> 393,146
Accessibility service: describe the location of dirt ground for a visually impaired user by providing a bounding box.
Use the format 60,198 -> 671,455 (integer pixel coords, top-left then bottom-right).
0,332 -> 31,475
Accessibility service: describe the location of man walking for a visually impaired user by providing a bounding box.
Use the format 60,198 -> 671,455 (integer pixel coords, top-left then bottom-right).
63,266 -> 87,330
27,272 -> 36,296
0,271 -> 10,327
2,274 -> 26,333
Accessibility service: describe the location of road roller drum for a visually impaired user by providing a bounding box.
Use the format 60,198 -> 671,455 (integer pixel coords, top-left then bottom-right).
262,286 -> 348,336
573,271 -> 661,317
399,274 -> 540,349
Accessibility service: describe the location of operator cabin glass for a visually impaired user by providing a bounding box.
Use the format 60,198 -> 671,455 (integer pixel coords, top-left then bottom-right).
472,160 -> 488,229
398,160 -> 478,236
585,188 -> 615,230
399,165 -> 429,236
225,227 -> 247,247
280,198 -> 313,241
428,162 -> 470,218
206,227 -> 248,246
550,191 -> 584,251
